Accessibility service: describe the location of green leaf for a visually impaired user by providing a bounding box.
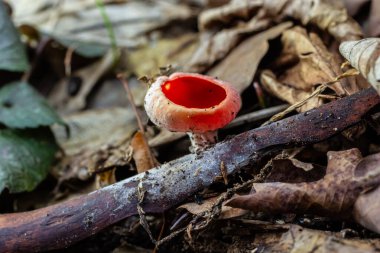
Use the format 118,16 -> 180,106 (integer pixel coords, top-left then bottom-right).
0,82 -> 63,128
0,1 -> 29,72
0,128 -> 58,193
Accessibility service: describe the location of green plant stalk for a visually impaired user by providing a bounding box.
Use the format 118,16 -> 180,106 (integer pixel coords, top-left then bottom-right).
95,0 -> 120,65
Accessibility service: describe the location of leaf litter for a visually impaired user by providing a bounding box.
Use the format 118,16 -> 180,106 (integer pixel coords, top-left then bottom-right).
2,0 -> 380,252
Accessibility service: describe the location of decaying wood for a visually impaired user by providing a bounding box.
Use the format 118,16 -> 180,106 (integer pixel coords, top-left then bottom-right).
0,88 -> 379,252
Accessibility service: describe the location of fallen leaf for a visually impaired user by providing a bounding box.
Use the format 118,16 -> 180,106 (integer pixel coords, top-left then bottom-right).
0,129 -> 58,193
339,38 -> 380,95
51,107 -> 136,156
8,0 -> 193,48
267,157 -> 324,184
261,225 -> 380,253
342,0 -> 369,17
260,70 -> 323,111
227,149 -> 380,219
368,1 -> 380,37
188,10 -> 271,72
178,196 -> 248,219
51,107 -> 136,181
199,0 -> 362,41
0,1 -> 28,72
353,152 -> 380,234
131,131 -> 159,174
128,33 -> 198,78
208,22 -> 292,93
48,50 -> 114,114
0,82 -> 63,128
278,27 -> 345,95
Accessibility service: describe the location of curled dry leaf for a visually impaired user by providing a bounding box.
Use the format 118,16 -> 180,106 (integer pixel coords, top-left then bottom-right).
279,27 -> 345,95
227,149 -> 380,221
131,131 -> 159,174
208,22 -> 292,93
339,38 -> 380,95
260,70 -> 323,111
200,0 -> 362,41
262,225 -> 380,253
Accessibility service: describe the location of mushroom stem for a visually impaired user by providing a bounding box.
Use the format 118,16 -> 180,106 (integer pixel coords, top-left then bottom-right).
188,131 -> 218,153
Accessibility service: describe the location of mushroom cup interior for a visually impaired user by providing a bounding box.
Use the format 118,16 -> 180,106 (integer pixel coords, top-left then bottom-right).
161,76 -> 227,109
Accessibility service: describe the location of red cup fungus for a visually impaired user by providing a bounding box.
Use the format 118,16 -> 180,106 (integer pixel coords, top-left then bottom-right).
144,72 -> 241,152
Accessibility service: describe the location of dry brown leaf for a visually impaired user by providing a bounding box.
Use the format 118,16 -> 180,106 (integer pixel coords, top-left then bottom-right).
279,27 -> 345,95
340,38 -> 380,94
200,0 -> 362,41
353,152 -> 380,234
187,10 -> 271,72
208,22 -> 292,93
354,186 -> 380,235
342,0 -> 369,17
368,1 -> 380,37
178,196 -> 248,219
260,70 -> 323,111
267,158 -> 325,184
131,131 -> 159,174
261,225 -> 380,253
227,149 -> 380,219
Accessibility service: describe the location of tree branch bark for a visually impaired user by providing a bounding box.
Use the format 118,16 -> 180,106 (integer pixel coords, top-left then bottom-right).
0,88 -> 379,252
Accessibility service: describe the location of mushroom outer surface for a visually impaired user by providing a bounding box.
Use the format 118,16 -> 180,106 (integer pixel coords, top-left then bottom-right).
144,72 -> 242,133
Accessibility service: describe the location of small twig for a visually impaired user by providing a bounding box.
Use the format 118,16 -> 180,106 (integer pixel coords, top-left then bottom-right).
118,74 -> 157,168
64,46 -> 76,77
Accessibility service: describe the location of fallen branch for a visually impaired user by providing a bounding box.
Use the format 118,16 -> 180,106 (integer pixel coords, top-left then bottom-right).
0,88 -> 379,252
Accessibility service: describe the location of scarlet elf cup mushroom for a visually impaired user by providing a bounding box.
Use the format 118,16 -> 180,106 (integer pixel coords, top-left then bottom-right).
144,72 -> 242,152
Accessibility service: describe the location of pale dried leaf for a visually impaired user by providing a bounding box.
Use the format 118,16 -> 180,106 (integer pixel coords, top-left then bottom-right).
339,38 -> 380,94
260,70 -> 323,112
48,51 -> 114,114
262,225 -> 380,253
279,27 -> 345,95
208,22 -> 292,92
200,0 -> 362,41
188,10 -> 271,72
52,107 -> 136,156
9,0 -> 193,48
128,34 -> 198,78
